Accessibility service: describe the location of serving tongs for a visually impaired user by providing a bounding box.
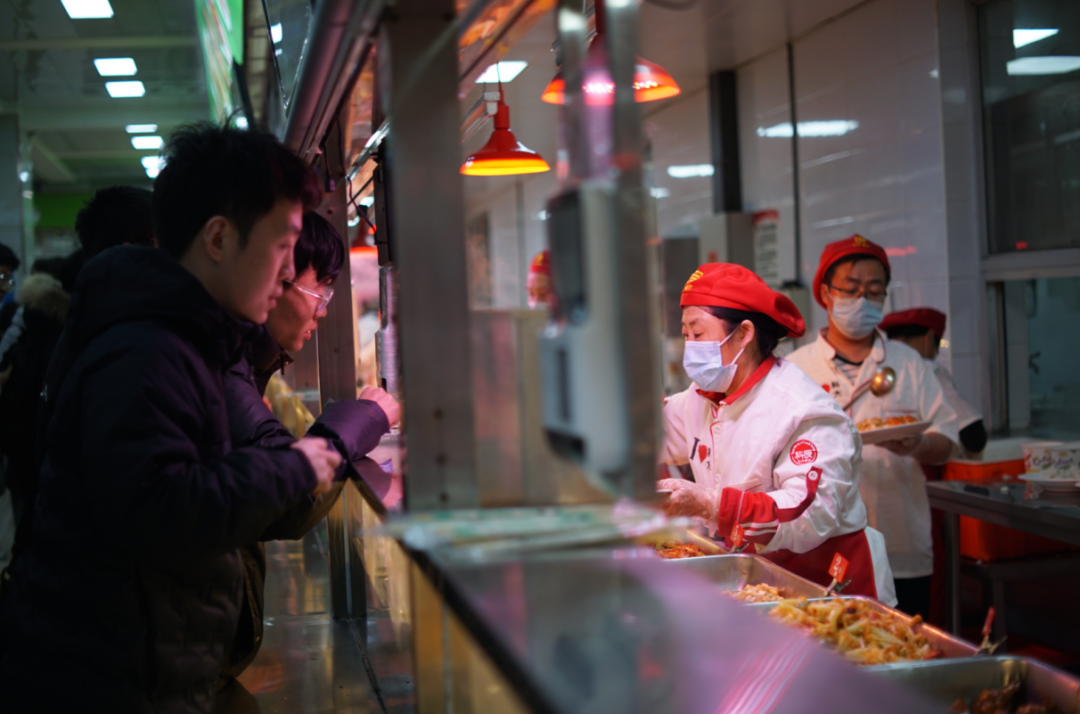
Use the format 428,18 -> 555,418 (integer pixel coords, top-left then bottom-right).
975,607 -> 1007,655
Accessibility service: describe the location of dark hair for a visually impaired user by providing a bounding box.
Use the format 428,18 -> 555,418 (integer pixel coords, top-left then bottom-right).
294,212 -> 345,283
31,257 -> 67,281
59,249 -> 85,293
152,122 -> 322,259
0,243 -> 20,272
885,323 -> 941,348
75,186 -> 154,260
823,254 -> 890,288
705,306 -> 788,359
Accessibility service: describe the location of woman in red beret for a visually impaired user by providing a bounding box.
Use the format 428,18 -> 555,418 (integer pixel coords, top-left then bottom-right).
658,263 -> 896,604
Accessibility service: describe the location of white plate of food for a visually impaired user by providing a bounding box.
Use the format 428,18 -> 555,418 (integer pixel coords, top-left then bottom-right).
1019,472 -> 1080,492
856,418 -> 932,446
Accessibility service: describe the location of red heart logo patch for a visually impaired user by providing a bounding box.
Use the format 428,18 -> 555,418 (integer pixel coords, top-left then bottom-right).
698,444 -> 708,462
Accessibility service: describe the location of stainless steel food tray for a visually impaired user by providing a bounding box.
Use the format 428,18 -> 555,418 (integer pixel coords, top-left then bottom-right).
872,655 -> 1080,713
752,595 -> 979,660
663,553 -> 829,599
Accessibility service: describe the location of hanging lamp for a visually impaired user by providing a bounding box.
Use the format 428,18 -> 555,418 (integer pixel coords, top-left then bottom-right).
461,88 -> 551,176
540,1 -> 680,105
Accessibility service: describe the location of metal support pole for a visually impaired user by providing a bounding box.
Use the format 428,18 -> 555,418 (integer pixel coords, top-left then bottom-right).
944,511 -> 962,634
318,109 -> 360,619
385,0 -> 478,511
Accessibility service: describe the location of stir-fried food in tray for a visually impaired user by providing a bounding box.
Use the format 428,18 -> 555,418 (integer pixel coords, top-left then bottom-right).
856,415 -> 919,432
767,597 -> 941,665
948,681 -> 1063,714
726,583 -> 785,603
655,542 -> 706,559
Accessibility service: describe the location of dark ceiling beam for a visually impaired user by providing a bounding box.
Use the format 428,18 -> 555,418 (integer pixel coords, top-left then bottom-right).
0,36 -> 197,51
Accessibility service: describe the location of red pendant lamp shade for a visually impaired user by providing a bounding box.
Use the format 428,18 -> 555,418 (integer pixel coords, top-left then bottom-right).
540,2 -> 679,105
461,92 -> 550,176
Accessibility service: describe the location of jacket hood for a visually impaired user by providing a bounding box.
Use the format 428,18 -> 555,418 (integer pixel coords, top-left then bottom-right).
17,273 -> 70,324
68,246 -> 256,366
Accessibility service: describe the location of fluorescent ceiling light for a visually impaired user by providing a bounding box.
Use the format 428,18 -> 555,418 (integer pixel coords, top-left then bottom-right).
270,23 -> 283,43
1006,56 -> 1080,75
125,124 -> 157,133
235,116 -> 249,130
94,57 -> 136,76
650,187 -> 670,198
61,0 -> 113,19
141,156 -> 165,178
18,171 -> 30,182
106,81 -> 145,98
667,164 -> 714,178
476,61 -> 529,84
131,135 -> 163,150
756,120 -> 859,138
1014,29 -> 1058,49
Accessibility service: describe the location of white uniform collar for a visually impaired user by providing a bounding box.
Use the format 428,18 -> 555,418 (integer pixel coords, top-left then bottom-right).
814,327 -> 888,366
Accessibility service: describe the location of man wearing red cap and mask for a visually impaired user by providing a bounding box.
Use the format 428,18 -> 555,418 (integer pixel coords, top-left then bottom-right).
658,263 -> 896,604
880,308 -> 986,457
787,236 -> 959,618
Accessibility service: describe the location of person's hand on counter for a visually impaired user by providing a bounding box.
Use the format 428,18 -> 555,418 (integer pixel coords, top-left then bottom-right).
879,432 -> 955,464
657,478 -> 719,522
291,436 -> 342,495
359,386 -> 400,429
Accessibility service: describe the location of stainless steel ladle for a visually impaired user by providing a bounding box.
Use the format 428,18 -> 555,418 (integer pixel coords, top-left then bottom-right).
841,367 -> 896,411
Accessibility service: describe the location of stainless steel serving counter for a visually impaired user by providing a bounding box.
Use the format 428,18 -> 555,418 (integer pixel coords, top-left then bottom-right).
421,548 -> 941,714
926,480 -> 1080,634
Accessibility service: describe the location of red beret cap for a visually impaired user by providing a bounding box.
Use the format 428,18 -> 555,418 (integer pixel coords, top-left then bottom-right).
681,263 -> 805,338
528,250 -> 550,276
812,234 -> 891,308
879,308 -> 946,339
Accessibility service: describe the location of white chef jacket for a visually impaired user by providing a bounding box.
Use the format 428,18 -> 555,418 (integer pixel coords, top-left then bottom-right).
663,357 -> 896,604
932,361 -> 982,431
787,330 -> 960,578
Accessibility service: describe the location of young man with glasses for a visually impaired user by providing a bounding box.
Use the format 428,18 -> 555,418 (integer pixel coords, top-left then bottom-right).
218,211 -> 399,685
787,235 -> 960,619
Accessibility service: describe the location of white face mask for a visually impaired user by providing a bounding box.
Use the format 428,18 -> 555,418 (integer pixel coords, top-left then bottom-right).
683,331 -> 745,392
830,296 -> 884,340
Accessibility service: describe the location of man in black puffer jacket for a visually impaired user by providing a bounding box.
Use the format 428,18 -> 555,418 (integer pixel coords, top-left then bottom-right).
219,212 -> 399,682
0,124 -> 342,713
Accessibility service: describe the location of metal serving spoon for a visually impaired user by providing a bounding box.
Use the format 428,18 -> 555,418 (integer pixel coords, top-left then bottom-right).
841,367 -> 896,411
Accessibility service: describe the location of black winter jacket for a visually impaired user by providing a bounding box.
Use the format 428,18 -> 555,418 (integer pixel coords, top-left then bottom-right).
0,248 -> 317,713
219,326 -> 389,679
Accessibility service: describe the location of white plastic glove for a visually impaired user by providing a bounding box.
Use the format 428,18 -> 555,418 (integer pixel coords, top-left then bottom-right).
657,478 -> 719,523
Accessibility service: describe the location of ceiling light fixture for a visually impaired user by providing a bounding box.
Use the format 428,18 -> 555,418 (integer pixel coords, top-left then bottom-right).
666,164 -> 714,178
461,89 -> 550,176
270,23 -> 283,43
1013,29 -> 1058,49
1006,56 -> 1080,75
476,61 -> 528,83
125,124 -> 158,133
141,156 -> 165,179
131,136 -> 164,150
541,2 -> 679,104
106,81 -> 146,98
94,57 -> 137,76
61,0 -> 113,19
756,120 -> 859,138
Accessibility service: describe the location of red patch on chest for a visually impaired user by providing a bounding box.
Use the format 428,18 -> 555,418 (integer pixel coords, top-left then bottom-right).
698,444 -> 709,463
790,439 -> 818,466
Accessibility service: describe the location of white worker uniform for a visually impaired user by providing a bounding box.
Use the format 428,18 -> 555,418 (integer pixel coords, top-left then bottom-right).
787,330 -> 960,579
664,357 -> 896,604
932,362 -> 981,431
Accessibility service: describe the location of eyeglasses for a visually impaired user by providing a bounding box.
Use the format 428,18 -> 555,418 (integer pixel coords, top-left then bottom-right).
0,273 -> 13,291
826,282 -> 887,302
284,280 -> 334,312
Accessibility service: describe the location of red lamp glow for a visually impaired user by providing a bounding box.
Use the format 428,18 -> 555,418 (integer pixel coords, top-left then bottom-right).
461,91 -> 551,176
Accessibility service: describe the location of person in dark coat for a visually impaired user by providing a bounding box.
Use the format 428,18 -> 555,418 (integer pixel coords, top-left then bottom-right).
0,124 -> 343,714
219,212 -> 399,681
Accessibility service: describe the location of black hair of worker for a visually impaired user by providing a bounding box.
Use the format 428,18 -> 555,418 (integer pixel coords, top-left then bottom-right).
822,253 -> 892,289
295,211 -> 345,283
153,122 -> 322,259
75,186 -> 155,260
704,306 -> 789,358
0,242 -> 21,272
884,323 -> 942,349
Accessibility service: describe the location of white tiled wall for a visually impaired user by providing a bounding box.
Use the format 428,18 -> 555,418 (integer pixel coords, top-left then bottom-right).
645,88 -> 714,239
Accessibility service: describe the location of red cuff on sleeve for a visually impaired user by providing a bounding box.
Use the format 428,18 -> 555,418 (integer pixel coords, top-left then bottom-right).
716,468 -> 821,548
